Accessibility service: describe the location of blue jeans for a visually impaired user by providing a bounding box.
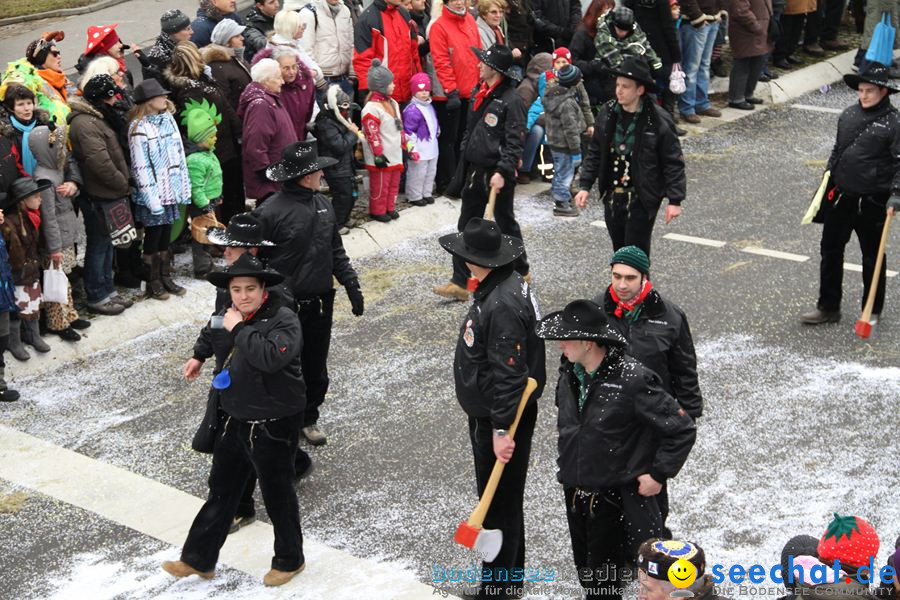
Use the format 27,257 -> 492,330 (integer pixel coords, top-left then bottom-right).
550,150 -> 578,203
522,124 -> 545,172
79,197 -> 115,304
678,22 -> 719,115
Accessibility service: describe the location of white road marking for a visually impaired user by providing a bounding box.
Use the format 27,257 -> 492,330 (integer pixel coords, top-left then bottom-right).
740,247 -> 810,262
0,424 -> 445,599
590,220 -> 607,229
791,104 -> 843,114
662,233 -> 727,247
844,262 -> 898,277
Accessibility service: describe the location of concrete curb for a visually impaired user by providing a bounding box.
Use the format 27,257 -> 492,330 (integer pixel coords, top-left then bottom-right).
0,0 -> 130,27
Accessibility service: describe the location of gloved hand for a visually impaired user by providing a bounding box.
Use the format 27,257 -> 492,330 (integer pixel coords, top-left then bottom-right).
888,195 -> 900,214
374,155 -> 388,168
445,90 -> 461,111
346,279 -> 364,316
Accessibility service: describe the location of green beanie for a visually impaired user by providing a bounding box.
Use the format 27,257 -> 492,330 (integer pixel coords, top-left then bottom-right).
610,245 -> 650,275
180,98 -> 220,144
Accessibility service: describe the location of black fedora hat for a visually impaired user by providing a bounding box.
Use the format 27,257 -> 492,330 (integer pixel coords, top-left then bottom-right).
266,140 -> 339,182
606,55 -> 657,92
132,78 -> 171,104
207,252 -> 284,288
844,62 -> 900,94
7,177 -> 53,208
471,44 -> 522,82
206,212 -> 275,247
535,299 -> 627,347
439,217 -> 525,268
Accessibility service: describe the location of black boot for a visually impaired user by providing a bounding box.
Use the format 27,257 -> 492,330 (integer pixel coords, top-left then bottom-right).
114,247 -> 142,289
143,254 -> 169,300
159,250 -> 186,296
0,336 -> 20,402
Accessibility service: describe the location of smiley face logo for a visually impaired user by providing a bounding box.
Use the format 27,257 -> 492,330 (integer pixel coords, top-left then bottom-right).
667,559 -> 697,588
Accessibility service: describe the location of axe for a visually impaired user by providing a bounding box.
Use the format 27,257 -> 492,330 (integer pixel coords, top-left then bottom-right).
855,212 -> 893,338
453,377 -> 538,562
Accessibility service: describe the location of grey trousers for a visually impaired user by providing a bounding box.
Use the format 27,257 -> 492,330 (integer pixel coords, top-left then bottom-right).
729,55 -> 766,103
405,156 -> 438,202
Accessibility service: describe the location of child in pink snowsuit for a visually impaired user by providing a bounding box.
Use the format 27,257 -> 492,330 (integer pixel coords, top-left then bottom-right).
401,72 -> 439,207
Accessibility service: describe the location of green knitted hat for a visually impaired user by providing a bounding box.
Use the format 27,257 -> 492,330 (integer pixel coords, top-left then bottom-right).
180,98 -> 221,144
610,245 -> 650,275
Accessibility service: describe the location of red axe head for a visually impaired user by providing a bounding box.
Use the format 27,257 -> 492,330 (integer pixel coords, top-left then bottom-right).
453,520 -> 502,561
855,319 -> 873,339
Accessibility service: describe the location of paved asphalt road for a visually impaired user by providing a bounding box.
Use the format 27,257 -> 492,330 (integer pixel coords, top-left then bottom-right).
0,84 -> 897,599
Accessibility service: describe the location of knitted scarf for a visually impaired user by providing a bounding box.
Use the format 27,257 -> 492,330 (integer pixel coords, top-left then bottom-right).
613,100 -> 643,156
9,116 -> 37,175
609,279 -> 652,320
37,68 -> 68,102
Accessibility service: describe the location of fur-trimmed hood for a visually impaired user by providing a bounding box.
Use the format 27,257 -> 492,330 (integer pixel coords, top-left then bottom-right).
162,68 -> 220,97
0,107 -> 53,138
66,96 -> 104,122
201,43 -> 233,64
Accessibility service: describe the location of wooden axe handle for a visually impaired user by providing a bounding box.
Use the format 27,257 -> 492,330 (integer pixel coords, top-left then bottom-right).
859,212 -> 893,323
466,377 -> 538,528
484,186 -> 498,221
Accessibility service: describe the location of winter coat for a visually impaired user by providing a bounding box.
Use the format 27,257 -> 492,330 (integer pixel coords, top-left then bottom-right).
254,181 -> 358,299
527,72 -> 593,131
244,5 -> 276,63
402,98 -> 439,160
312,109 -> 359,178
67,97 -> 131,201
129,113 -> 192,214
729,0 -> 773,59
409,9 -> 430,63
678,0 -> 728,26
504,0 -> 534,64
29,124 -> 81,254
429,6 -> 483,100
266,35 -> 326,86
237,82 -> 298,201
0,136 -> 23,204
163,69 -> 243,166
185,144 -> 223,209
453,263 -> 546,427
595,13 -> 663,72
352,0 -> 423,102
0,236 -> 17,313
362,95 -> 406,170
251,48 -> 317,141
1,211 -> 41,287
0,108 -> 55,177
597,288 -> 703,418
298,0 -> 355,78
201,44 -> 251,112
543,84 -> 587,154
191,9 -> 241,48
459,77 -> 526,179
827,97 -> 900,200
784,0 -> 816,16
570,26 -> 607,106
625,0 -> 682,66
555,346 -> 696,490
579,97 -> 686,212
516,53 -> 552,108
141,33 -> 176,83
192,289 -> 306,422
531,0 -> 582,51
476,15 -> 507,51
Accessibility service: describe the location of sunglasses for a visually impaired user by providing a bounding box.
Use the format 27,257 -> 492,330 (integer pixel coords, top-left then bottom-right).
49,50 -> 61,57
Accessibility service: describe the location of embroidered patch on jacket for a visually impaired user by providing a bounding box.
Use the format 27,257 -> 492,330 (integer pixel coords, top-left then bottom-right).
463,319 -> 475,347
484,113 -> 499,127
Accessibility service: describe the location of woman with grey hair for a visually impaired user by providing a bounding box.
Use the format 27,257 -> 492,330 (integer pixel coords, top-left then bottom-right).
250,46 -> 317,140
237,58 -> 298,203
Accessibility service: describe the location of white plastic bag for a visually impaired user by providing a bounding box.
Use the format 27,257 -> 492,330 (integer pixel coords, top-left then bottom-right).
42,263 -> 68,304
669,64 -> 686,95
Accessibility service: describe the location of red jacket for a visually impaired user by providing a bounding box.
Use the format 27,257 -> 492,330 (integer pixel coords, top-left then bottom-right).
352,0 -> 422,103
429,7 -> 482,100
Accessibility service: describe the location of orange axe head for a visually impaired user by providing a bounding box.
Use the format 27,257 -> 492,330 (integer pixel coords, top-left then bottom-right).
453,520 -> 503,562
854,319 -> 873,339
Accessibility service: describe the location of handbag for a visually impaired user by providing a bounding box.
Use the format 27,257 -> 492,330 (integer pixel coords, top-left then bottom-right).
191,209 -> 224,245
865,12 -> 896,66
669,64 -> 686,94
98,197 -> 138,248
41,263 -> 68,304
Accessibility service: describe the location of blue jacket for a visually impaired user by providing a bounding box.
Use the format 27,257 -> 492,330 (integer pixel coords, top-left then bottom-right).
190,9 -> 243,48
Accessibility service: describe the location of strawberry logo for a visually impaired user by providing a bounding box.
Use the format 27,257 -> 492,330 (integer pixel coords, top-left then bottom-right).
816,513 -> 880,569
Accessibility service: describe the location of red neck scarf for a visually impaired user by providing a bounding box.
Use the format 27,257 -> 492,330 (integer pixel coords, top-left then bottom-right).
25,208 -> 41,233
472,80 -> 501,111
609,279 -> 652,318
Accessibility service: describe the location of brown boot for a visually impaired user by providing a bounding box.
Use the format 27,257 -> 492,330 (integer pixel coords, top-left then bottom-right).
263,563 -> 305,587
159,250 -> 186,296
143,254 -> 170,300
433,282 -> 469,302
799,307 -> 840,324
161,560 -> 214,579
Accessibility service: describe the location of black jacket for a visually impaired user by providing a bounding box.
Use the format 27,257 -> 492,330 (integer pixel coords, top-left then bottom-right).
531,0 -> 582,51
555,346 -> 696,490
460,77 -> 526,180
255,181 -> 358,299
192,290 -> 306,421
245,6 -> 275,35
454,264 -> 546,428
579,97 -> 686,211
828,97 -> 900,200
313,110 -> 359,178
570,26 -> 607,106
625,0 -> 682,66
141,33 -> 176,83
596,288 -> 702,418
505,0 -> 534,64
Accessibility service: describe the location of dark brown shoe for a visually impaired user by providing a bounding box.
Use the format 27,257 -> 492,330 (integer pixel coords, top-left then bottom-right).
698,107 -> 722,117
800,308 -> 841,324
682,113 -> 702,124
821,40 -> 849,51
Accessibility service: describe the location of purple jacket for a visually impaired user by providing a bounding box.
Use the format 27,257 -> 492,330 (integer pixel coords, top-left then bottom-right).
237,82 -> 298,200
251,48 -> 317,140
402,101 -> 435,141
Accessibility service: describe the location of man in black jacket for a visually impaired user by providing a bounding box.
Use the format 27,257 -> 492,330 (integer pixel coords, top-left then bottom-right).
435,45 -> 530,302
164,253 -> 308,588
531,0 -> 582,53
801,64 -> 900,325
243,0 -> 279,63
594,245 -> 701,535
576,56 -> 685,256
141,10 -> 194,83
255,141 -> 365,446
536,299 -> 696,600
439,217 -> 546,600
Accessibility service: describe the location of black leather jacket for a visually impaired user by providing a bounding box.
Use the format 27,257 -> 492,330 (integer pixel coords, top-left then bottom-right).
460,77 -> 527,180
828,97 -> 900,199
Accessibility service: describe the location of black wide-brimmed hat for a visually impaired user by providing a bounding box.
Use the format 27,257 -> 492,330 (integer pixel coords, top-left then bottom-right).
843,62 -> 900,94
206,212 -> 275,247
606,55 -> 657,91
535,299 -> 628,347
133,78 -> 171,104
471,44 -> 522,82
438,217 -> 525,268
7,177 -> 53,207
266,140 -> 339,182
207,252 -> 284,288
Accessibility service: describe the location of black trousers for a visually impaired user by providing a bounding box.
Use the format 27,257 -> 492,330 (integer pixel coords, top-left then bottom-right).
817,193 -> 888,315
434,98 -> 470,193
775,13 -> 808,60
602,190 -> 657,256
235,447 -> 311,519
729,55 -> 766,103
219,157 -> 245,225
468,402 -> 538,599
181,410 -> 304,572
452,169 -> 529,287
564,484 -> 664,599
297,290 -> 335,427
326,172 -> 356,228
804,0 -> 847,43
